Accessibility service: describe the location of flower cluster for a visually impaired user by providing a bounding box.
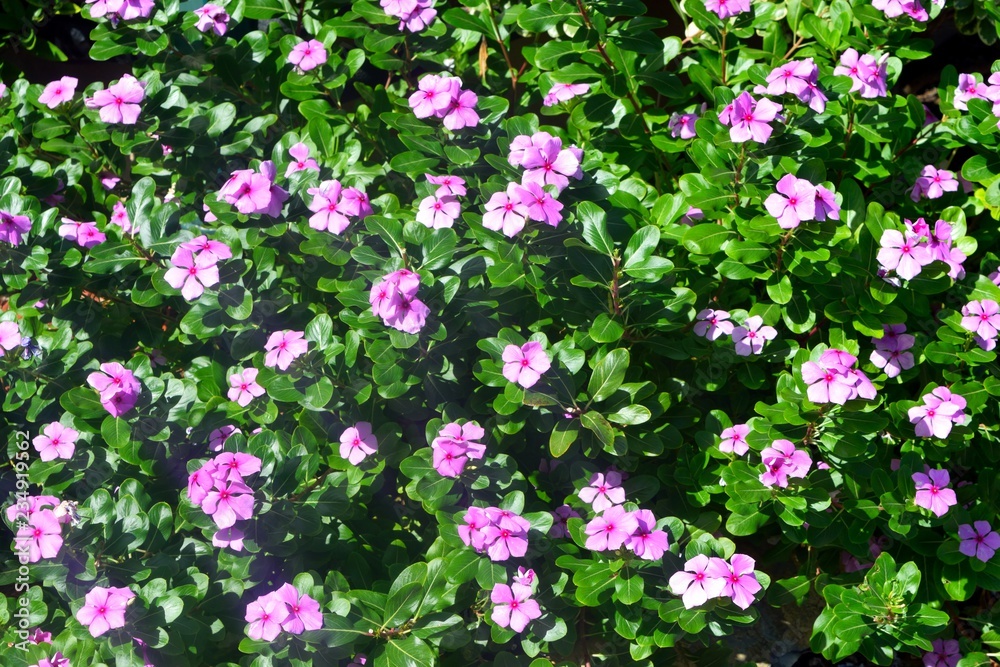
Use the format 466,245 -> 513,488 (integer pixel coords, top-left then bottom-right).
340,422 -> 378,465
219,161 -> 289,216
759,439 -> 812,488
870,323 -> 915,378
960,299 -> 1000,351
39,77 -> 78,109
908,387 -> 966,438
873,0 -> 928,21
719,92 -> 783,144
85,74 -> 146,124
0,209 -> 31,246
165,235 -> 232,301
409,74 -> 479,130
757,58 -> 828,113
668,553 -> 762,610
583,506 -> 669,560
877,218 -> 966,281
910,166 -> 958,201
307,179 -> 373,234
264,330 -> 308,371
958,521 -> 1000,563
193,4 -> 229,35
431,421 -> 486,477
245,584 -> 323,641
801,349 -> 876,404
501,342 -> 551,389
84,0 -> 154,22
764,174 -> 839,230
369,268 -> 430,334
58,218 -> 105,248
834,48 -> 888,99
288,39 -> 328,73
490,581 -> 541,633
32,422 -> 79,462
459,506 -> 530,561
912,467 -> 957,517
381,0 -> 437,32
76,585 -> 135,638
187,452 -> 262,547
86,361 -> 141,417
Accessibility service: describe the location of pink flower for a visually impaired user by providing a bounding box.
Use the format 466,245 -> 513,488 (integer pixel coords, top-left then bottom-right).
209,425 -> 240,452
458,506 -> 491,551
164,247 -> 220,301
578,471 -> 626,512
288,39 -> 327,72
668,554 -> 726,609
877,229 -> 933,280
87,362 -> 141,404
719,423 -> 750,455
26,628 -> 52,644
215,452 -> 262,483
38,76 -> 77,109
705,554 -> 762,609
668,111 -> 699,139
549,504 -> 580,539
954,73 -> 990,110
765,174 -> 816,229
194,4 -> 229,35
245,594 -> 290,641
483,183 -> 530,237
306,180 -> 350,233
408,74 -> 454,118
513,182 -> 564,227
443,88 -> 479,130
58,218 -> 106,248
109,201 -> 133,234
32,422 -> 78,461
801,360 -> 856,404
501,341 -> 552,389
219,162 -> 287,216
913,468 -> 957,517
626,509 -> 669,561
85,74 -> 145,124
382,0 -> 437,32
491,583 -> 541,633
761,60 -> 814,97
813,184 -> 840,221
544,82 -> 590,106
187,461 -> 218,506
705,0 -> 751,19
694,308 -> 735,341
431,422 -> 486,477
960,299 -> 1000,342
30,652 -> 70,667
5,495 -> 60,523
834,49 -> 887,98
0,321 -> 21,356
426,174 -> 467,197
923,639 -> 962,667
202,478 -> 255,528
908,387 -> 966,438
273,583 -> 324,634
212,526 -> 245,551
264,330 -> 308,371
873,0 -> 928,20
285,142 -> 320,177
958,521 -> 1000,562
0,210 -> 31,246
340,422 -> 378,465
416,194 -> 461,229
721,92 -> 783,144
584,505 -> 638,551
870,346 -> 914,378
76,586 -> 133,638
509,132 -> 552,167
910,166 -> 959,201
732,316 -> 777,356
759,439 -> 812,488
15,509 -> 63,562
179,235 -> 232,261
227,368 -> 265,407
483,525 -> 529,562
520,136 -> 582,193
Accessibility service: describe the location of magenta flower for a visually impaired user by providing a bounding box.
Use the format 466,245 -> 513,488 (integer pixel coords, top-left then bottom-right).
513,182 -> 564,227
264,330 -> 308,371
215,452 -> 262,483
584,505 -> 639,551
765,174 -> 816,229
187,461 -> 218,506
458,506 -> 491,551
4,495 -> 60,523
339,187 -> 373,219
26,628 -> 52,644
288,39 -> 327,72
873,0 -> 928,20
218,162 -> 287,216
910,166 -> 959,201
38,76 -> 77,109
58,219 -> 106,248
732,316 -> 777,356
812,184 -> 840,221
705,0 -> 751,19
109,201 -> 133,234
513,567 -> 536,588
0,321 -> 21,356
834,49 -> 887,98
32,422 -> 78,462
482,184 -> 529,237
908,387 -> 966,438
307,180 -> 350,233
382,0 -> 437,32
193,3 -> 229,35
165,247 -> 220,301
209,425 -> 240,452
720,92 -> 782,144
85,74 -> 145,124
87,362 -> 141,404
76,586 -> 133,638
273,583 -> 323,634
877,229 -> 933,280
719,423 -> 750,455
340,422 -> 378,465
759,439 -> 812,488
415,193 -> 461,229
203,478 -> 254,528
227,368 -> 265,407
801,360 -> 856,404
408,74 -> 454,118
578,471 -> 626,512
509,131 -> 553,167
960,299 -> 1000,344
954,73 -> 990,110
285,142 -> 320,177
668,111 -> 699,139
491,583 -> 541,633
431,421 -> 486,477
179,235 -> 232,262
15,510 -> 63,563
694,308 -> 734,341
761,60 -> 814,97
668,554 -> 726,609
0,210 -> 31,246
501,341 -> 552,389
86,0 -> 155,20
520,136 -> 582,193
958,521 -> 1000,562
626,509 -> 669,561
245,594 -> 290,641
923,639 -> 962,667
442,88 -> 479,130
544,82 -> 590,106
212,526 -> 245,551
705,554 -> 762,609
426,174 -> 467,197
912,468 -> 957,517
31,653 -> 70,667
549,504 -> 581,539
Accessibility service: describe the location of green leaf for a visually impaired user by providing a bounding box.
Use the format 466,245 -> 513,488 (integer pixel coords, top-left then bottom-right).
577,201 -> 614,256
615,572 -> 644,605
206,103 -> 237,137
682,224 -> 733,255
580,411 -> 615,449
389,151 -> 439,175
590,314 -> 624,343
550,420 -> 579,458
588,348 -> 629,402
766,274 -> 793,305
102,416 -> 132,449
383,581 -> 423,627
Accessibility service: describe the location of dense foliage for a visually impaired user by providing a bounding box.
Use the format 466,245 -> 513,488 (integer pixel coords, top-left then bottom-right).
4,0 -> 1000,666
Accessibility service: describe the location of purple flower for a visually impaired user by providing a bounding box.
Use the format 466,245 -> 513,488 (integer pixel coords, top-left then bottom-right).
340,422 -> 378,465
273,583 -> 324,634
544,82 -> 590,106
245,594 -> 289,641
668,554 -> 726,609
0,210 -> 31,246
910,166 -> 959,201
38,76 -> 77,109
958,521 -> 1000,562
765,174 -> 817,229
501,341 -> 552,389
416,193 -> 461,229
490,583 -> 541,633
203,477 -> 254,528
285,142 -> 320,177
877,229 -> 933,280
705,554 -> 762,610
85,74 -> 145,124
14,510 -> 63,563
227,368 -> 265,407
923,639 -> 961,667
483,184 -> 530,237
694,308 -> 734,341
165,247 -> 220,301
288,39 -> 327,72
626,509 -> 669,561
76,586 -> 133,638
813,184 -> 840,221
208,425 -> 240,452
87,362 -> 141,413
584,505 -> 638,551
668,111 -> 699,139
514,182 -> 564,227
212,526 -> 245,551
32,422 -> 78,461
720,92 -> 782,144
912,468 -> 957,517
264,330 -> 308,371
577,471 -> 626,512
548,504 -> 580,539
719,423 -> 750,455
732,316 -> 777,356
908,387 -> 966,438
193,3 -> 229,35
705,0 -> 751,19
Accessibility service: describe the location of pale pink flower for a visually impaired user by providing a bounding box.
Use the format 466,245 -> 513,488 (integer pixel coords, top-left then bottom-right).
227,368 -> 265,407
408,74 -> 453,118
877,229 -> 933,280
264,330 -> 308,371
912,468 -> 957,517
179,235 -> 232,261
584,505 -> 638,551
490,583 -> 541,633
32,422 -> 78,461
705,0 -> 751,19
626,509 -> 669,561
109,201 -> 133,234
85,74 -> 145,125
668,554 -> 726,609
340,422 -> 378,465
15,509 -> 63,563
910,166 -> 959,201
719,423 -> 750,455
544,82 -> 590,106
245,594 -> 289,641
415,194 -> 461,229
0,321 -> 20,356
426,174 -> 466,197
164,247 -> 220,301
765,174 -> 816,229
58,218 -> 106,248
732,316 -> 777,356
38,76 -> 78,109
288,39 -> 327,72
482,183 -> 529,237
285,142 -> 320,177
705,554 -> 762,609
442,89 -> 479,130
501,341 -> 551,388
202,478 -> 254,528
578,471 -> 626,512
75,586 -> 133,638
